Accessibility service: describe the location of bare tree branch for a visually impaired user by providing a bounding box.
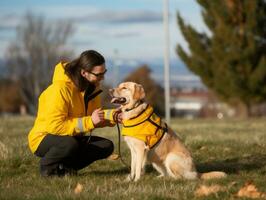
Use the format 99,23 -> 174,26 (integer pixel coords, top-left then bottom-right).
5,12 -> 74,114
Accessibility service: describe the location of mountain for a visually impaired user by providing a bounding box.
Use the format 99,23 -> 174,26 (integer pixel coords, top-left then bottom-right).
0,57 -> 204,89
105,57 -> 204,89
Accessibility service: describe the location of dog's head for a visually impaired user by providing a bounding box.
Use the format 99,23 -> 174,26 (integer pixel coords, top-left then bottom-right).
109,82 -> 145,111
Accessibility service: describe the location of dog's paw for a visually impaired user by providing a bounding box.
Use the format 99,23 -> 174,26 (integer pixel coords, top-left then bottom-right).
124,174 -> 133,182
156,174 -> 165,178
133,177 -> 140,182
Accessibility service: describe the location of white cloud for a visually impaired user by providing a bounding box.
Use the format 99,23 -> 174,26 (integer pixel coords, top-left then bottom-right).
70,10 -> 162,24
0,14 -> 20,30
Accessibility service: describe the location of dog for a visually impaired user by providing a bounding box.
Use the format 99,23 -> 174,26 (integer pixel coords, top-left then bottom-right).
110,82 -> 226,182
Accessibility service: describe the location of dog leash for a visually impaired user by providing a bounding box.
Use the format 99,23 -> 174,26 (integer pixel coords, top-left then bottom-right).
113,111 -> 131,172
116,122 -> 131,172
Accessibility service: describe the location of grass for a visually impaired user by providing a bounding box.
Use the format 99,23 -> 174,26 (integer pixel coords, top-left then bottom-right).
0,116 -> 266,199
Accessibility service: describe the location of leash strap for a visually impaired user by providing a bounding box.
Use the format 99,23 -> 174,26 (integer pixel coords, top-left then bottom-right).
116,123 -> 131,172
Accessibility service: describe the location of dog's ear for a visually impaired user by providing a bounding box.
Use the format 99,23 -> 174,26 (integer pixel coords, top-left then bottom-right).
133,84 -> 145,100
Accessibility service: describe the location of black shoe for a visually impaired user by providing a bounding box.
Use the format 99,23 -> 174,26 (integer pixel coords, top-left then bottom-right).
40,164 -> 77,177
56,164 -> 66,177
40,164 -> 58,177
56,164 -> 77,176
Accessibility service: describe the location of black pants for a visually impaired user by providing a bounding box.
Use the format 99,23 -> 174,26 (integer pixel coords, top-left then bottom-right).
35,134 -> 114,172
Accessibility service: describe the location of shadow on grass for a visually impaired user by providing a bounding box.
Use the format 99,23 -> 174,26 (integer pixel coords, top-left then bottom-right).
80,154 -> 266,177
196,154 -> 266,174
80,167 -> 129,176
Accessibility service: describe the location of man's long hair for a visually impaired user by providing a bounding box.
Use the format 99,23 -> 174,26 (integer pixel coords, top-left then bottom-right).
64,50 -> 105,91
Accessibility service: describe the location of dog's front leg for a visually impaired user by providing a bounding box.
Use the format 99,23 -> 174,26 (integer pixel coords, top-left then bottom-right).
124,137 -> 136,181
129,144 -> 136,181
134,146 -> 146,181
125,137 -> 146,182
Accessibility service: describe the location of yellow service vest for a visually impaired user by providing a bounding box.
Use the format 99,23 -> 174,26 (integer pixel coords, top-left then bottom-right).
122,105 -> 167,149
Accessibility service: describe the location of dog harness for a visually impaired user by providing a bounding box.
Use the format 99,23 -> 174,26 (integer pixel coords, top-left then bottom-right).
122,105 -> 168,149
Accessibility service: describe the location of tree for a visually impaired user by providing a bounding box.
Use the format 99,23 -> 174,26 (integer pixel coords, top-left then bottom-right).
177,0 -> 266,117
124,65 -> 165,116
0,79 -> 25,113
6,12 -> 74,114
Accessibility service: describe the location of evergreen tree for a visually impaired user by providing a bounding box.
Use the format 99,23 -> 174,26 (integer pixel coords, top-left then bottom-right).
177,0 -> 266,116
124,65 -> 165,116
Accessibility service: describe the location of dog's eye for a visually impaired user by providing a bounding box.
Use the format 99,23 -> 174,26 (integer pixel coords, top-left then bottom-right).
121,87 -> 127,90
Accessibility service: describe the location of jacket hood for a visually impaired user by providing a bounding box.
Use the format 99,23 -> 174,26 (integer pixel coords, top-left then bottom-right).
52,62 -> 71,83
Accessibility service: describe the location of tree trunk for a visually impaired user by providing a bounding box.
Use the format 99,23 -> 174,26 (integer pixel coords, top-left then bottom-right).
235,101 -> 251,118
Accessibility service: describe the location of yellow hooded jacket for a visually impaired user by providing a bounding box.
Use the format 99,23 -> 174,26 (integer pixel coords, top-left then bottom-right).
28,62 -> 105,153
122,105 -> 166,149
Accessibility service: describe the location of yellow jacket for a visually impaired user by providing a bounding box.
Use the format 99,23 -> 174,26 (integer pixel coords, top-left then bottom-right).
28,62 -> 102,153
122,105 -> 166,149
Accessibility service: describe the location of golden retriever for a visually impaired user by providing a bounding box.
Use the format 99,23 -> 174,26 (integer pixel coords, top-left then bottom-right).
110,82 -> 226,182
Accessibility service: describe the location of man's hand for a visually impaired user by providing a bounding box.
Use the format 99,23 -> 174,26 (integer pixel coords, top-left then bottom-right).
91,108 -> 105,127
113,108 -> 123,123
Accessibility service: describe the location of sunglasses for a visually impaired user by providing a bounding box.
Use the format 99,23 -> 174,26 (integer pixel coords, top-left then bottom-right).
88,69 -> 107,77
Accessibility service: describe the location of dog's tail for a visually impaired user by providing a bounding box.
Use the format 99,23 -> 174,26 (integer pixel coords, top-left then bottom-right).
165,153 -> 226,180
198,171 -> 227,180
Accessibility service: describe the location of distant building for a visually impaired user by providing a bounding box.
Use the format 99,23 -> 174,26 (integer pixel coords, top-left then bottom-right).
170,87 -> 235,119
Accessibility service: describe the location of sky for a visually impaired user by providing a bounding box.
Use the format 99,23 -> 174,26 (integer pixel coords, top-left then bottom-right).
0,0 -> 207,86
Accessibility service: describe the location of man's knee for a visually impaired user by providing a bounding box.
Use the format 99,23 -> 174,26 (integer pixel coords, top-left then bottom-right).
102,139 -> 114,158
59,136 -> 79,156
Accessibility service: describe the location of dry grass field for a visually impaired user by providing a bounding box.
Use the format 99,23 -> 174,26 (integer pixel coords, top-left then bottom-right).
0,116 -> 266,199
